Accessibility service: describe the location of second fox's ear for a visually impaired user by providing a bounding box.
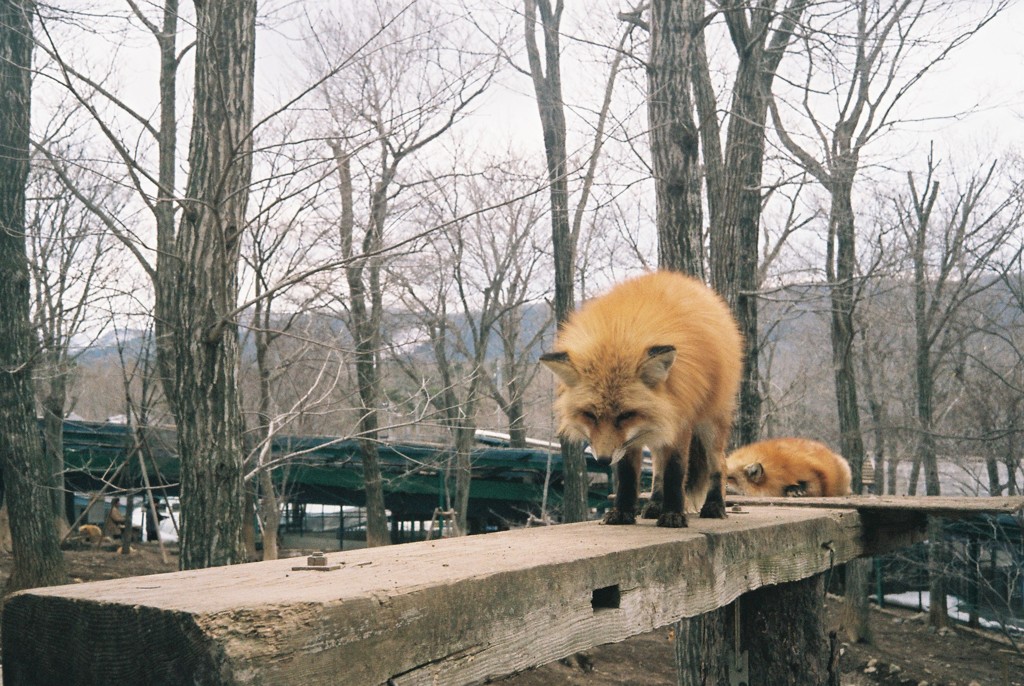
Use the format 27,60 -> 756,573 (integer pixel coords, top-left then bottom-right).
744,462 -> 765,484
540,351 -> 580,387
639,345 -> 676,387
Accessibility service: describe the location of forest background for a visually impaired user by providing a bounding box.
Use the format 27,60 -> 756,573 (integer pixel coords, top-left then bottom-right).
0,0 -> 1022,601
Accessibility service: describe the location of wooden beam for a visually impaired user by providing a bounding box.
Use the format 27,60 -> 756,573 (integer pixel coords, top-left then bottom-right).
0,503 -> 969,685
729,495 -> 1024,518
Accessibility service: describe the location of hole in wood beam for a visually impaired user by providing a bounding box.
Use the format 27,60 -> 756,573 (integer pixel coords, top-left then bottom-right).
591,585 -> 621,612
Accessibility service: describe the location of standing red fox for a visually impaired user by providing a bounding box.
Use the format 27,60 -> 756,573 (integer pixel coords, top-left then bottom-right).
725,438 -> 852,497
541,271 -> 743,527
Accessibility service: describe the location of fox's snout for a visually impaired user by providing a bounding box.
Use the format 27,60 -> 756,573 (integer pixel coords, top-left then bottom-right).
588,436 -> 628,466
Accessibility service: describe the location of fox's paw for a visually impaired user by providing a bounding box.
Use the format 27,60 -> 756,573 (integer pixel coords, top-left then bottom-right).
640,501 -> 662,519
656,512 -> 688,528
602,508 -> 636,525
698,499 -> 727,519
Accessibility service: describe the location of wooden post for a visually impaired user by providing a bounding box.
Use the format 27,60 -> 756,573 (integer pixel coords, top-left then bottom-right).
727,574 -> 838,686
674,607 -> 727,686
675,575 -> 839,686
840,557 -> 872,642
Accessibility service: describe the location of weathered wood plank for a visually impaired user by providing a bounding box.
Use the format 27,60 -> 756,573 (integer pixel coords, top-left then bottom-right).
729,495 -> 1024,517
0,505 -> 935,686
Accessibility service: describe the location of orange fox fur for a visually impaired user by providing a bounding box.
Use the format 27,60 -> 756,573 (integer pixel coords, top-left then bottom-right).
541,270 -> 743,527
725,438 -> 852,497
78,524 -> 103,546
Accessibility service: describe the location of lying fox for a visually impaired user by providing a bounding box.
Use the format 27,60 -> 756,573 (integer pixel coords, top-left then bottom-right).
541,271 -> 743,527
725,438 -> 852,497
78,524 -> 103,547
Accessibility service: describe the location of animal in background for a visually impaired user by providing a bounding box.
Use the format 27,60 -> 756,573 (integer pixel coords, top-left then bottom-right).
78,524 -> 103,547
725,438 -> 853,497
541,270 -> 743,527
103,496 -> 126,539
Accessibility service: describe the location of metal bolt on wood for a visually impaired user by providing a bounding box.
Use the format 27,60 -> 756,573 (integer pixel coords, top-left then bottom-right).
291,551 -> 341,572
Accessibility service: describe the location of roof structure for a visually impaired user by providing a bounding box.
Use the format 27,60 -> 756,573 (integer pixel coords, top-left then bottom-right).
57,420 -> 614,522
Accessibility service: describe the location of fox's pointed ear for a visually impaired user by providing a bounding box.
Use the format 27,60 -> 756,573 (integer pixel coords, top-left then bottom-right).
540,351 -> 580,387
744,462 -> 765,484
639,345 -> 676,387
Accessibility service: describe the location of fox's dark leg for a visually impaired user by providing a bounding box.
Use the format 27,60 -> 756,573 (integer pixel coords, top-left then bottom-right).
657,449 -> 688,528
656,432 -> 691,528
698,424 -> 728,519
699,472 -> 727,518
641,479 -> 662,519
641,449 -> 664,519
603,448 -> 642,525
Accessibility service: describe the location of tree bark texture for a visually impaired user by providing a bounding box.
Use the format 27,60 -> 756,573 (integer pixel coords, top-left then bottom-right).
690,7 -> 723,236
912,210 -> 941,497
726,575 -> 836,685
927,517 -> 950,629
454,426 -> 475,535
827,178 -> 873,644
858,331 -> 887,494
152,0 -> 181,414
827,181 -> 867,492
524,0 -> 588,523
709,0 -> 808,447
41,369 -> 68,527
840,557 -> 873,644
331,145 -> 390,548
674,607 -> 727,686
649,0 -> 704,278
172,0 -> 256,569
0,0 -> 69,592
253,300 -> 281,560
347,242 -> 390,548
507,393 -> 527,449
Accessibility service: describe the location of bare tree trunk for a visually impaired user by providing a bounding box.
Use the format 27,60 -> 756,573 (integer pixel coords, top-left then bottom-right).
257,470 -> 280,560
858,329 -> 887,493
907,170 -> 943,498
674,608 -> 727,686
709,0 -> 808,446
915,348 -> 940,496
690,7 -> 722,233
348,282 -> 389,547
172,0 -> 256,570
253,304 -> 281,560
332,146 -> 390,548
729,576 -> 836,682
827,181 -> 867,491
524,0 -> 587,523
454,426 -> 476,535
507,393 -> 527,449
0,0 -> 68,593
41,370 -> 69,530
927,517 -> 950,630
239,484 -> 256,560
841,557 -> 873,644
152,0 -> 181,413
908,455 -> 922,496
1004,454 -> 1019,496
649,0 -> 704,278
826,178 -> 873,643
887,450 -> 899,496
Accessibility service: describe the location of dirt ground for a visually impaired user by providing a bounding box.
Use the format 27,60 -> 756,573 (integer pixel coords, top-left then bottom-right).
1,543 -> 1021,685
